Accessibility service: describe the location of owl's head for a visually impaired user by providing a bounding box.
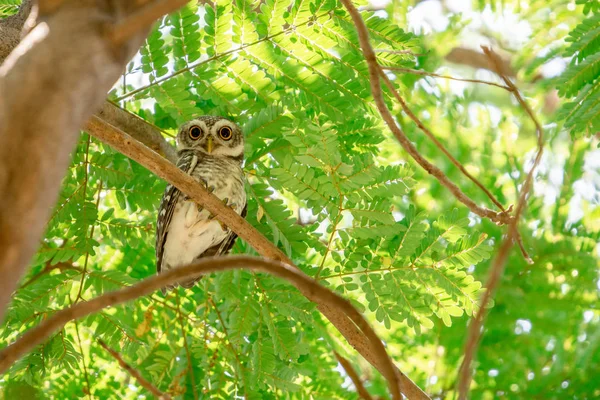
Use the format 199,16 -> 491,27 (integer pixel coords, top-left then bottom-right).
176,116 -> 244,161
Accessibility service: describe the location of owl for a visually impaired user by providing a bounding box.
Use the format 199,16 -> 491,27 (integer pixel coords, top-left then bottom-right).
156,116 -> 247,291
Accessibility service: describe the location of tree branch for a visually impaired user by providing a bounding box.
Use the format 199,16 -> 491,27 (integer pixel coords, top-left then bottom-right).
456,46 -> 544,399
378,71 -> 508,213
0,0 -> 156,322
84,115 -> 431,400
98,339 -> 171,399
335,351 -> 374,400
0,256 -> 401,399
338,0 -> 512,228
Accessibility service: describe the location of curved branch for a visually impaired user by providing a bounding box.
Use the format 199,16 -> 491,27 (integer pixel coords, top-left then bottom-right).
84,116 -> 431,400
0,256 -> 400,400
338,0 -> 512,227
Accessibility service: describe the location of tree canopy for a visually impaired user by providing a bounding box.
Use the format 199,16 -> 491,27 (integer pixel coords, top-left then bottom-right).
0,0 -> 598,399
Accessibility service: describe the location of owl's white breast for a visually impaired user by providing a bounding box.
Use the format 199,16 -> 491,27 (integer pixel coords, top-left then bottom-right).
161,201 -> 227,269
161,158 -> 246,271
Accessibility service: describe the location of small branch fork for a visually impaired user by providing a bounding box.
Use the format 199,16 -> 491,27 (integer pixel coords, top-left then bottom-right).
456,46 -> 544,399
97,339 -> 172,399
339,0 -> 533,263
0,256 -> 402,400
339,0 -> 512,227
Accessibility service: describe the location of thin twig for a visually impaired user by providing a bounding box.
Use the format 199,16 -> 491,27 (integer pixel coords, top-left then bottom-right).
0,256 -> 402,400
374,49 -> 429,57
339,0 -> 512,227
381,66 -> 511,91
457,46 -> 544,399
175,291 -> 198,400
98,339 -> 171,399
110,0 -> 189,44
74,320 -> 93,400
334,351 -> 374,400
113,9 -> 332,102
378,71 -> 508,212
75,180 -> 103,304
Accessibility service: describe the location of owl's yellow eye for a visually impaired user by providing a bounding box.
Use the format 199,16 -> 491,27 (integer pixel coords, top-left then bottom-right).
218,126 -> 233,141
189,126 -> 202,140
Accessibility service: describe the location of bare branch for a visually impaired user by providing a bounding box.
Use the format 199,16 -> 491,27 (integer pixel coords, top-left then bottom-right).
381,66 -> 511,91
0,256 -> 401,400
378,72 -> 507,212
84,116 -> 431,400
335,351 -> 374,400
110,0 -> 189,44
457,46 -> 544,399
98,339 -> 172,399
339,0 -> 511,227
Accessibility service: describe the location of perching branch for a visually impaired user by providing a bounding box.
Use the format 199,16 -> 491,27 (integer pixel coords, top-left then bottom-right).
456,46 -> 545,399
339,0 -> 512,227
0,256 -> 401,400
86,116 -> 289,263
84,116 -> 431,400
335,351 -> 374,400
97,339 -> 171,399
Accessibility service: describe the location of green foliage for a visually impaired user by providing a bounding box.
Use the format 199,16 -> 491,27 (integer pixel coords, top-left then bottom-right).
0,0 -> 19,17
2,1 -> 599,399
557,11 -> 600,138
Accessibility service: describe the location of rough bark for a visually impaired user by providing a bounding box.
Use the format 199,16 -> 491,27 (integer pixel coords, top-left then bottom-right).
0,1 -> 150,321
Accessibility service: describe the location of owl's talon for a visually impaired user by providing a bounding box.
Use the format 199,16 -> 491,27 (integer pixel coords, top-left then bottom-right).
208,185 -> 216,193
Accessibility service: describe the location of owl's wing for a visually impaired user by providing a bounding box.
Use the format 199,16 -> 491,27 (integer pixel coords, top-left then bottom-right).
197,202 -> 248,259
155,152 -> 197,274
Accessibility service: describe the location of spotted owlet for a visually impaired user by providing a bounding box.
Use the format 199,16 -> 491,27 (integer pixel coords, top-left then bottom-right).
156,116 -> 247,290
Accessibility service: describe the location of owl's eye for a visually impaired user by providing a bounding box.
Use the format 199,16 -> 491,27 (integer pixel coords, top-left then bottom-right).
189,126 -> 202,140
218,126 -> 233,141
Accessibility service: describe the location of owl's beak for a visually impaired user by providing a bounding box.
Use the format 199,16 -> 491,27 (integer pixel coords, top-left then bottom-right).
205,136 -> 213,154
